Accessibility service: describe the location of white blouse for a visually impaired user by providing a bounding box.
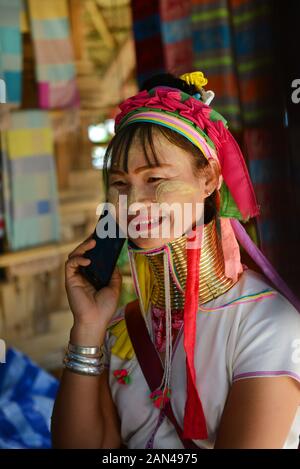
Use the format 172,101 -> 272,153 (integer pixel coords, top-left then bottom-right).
102,268 -> 300,449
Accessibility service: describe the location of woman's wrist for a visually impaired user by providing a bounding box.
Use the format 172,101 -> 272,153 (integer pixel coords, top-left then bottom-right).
70,323 -> 107,347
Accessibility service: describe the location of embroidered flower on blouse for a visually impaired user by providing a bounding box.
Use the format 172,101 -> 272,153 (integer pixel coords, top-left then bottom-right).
149,387 -> 172,409
113,368 -> 132,385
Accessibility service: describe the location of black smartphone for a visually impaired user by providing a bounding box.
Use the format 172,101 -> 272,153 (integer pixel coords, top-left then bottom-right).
79,203 -> 127,290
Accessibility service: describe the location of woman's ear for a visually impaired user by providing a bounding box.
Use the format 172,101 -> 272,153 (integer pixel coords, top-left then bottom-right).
202,159 -> 220,197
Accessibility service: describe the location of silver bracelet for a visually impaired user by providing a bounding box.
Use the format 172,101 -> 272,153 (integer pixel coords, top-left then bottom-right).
68,343 -> 102,356
65,351 -> 102,366
63,358 -> 105,376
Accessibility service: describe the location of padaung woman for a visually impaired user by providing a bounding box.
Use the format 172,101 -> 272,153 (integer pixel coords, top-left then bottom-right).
51,72 -> 300,449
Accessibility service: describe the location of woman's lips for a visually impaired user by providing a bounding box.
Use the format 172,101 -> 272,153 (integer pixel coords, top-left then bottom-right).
128,215 -> 167,232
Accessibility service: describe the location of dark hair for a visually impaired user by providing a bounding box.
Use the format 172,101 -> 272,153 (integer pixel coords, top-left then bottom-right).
102,73 -> 217,223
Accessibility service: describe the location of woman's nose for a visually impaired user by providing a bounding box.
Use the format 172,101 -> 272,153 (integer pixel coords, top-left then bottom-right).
127,185 -> 156,207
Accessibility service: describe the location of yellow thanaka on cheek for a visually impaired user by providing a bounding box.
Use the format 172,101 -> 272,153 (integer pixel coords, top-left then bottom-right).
156,180 -> 198,202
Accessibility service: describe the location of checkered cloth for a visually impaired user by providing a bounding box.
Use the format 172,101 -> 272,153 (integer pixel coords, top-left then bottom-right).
0,348 -> 58,449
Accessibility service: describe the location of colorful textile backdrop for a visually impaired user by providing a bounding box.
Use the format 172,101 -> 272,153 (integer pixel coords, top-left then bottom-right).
132,0 -> 193,87
242,128 -> 291,282
0,110 -> 60,250
191,0 -> 281,129
191,0 -> 241,129
27,0 -> 79,109
132,0 -> 281,128
0,0 -> 23,106
274,0 -> 300,295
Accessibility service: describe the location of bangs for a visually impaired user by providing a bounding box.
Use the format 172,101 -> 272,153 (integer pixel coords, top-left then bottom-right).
102,122 -> 208,199
103,123 -> 165,198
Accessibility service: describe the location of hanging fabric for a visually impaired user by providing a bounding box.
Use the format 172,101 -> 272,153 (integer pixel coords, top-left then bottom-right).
27,0 -> 79,109
0,0 -> 23,106
1,110 -> 60,250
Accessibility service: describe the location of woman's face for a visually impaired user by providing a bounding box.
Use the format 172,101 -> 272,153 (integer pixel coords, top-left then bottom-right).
108,129 -> 215,249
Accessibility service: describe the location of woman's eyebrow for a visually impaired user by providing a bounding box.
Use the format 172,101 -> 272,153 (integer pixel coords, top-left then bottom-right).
110,163 -> 173,176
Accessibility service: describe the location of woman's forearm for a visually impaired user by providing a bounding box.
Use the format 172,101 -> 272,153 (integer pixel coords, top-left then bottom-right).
51,327 -> 107,448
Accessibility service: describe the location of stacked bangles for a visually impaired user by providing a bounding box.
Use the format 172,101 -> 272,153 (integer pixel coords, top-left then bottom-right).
63,343 -> 105,376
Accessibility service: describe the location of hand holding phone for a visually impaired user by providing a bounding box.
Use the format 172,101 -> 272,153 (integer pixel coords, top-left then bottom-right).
79,203 -> 127,290
65,204 -> 126,334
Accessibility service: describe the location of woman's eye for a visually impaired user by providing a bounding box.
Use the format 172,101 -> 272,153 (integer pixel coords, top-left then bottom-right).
148,177 -> 163,183
112,181 -> 126,186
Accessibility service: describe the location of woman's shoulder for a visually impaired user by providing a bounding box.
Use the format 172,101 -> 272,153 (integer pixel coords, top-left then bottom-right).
224,269 -> 300,384
202,267 -> 294,318
229,269 -> 300,368
233,267 -> 281,298
235,268 -> 300,326
206,267 -> 300,345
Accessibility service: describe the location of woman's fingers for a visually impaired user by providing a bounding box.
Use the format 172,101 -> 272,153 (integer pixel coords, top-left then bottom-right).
68,237 -> 96,260
108,266 -> 122,295
65,255 -> 91,276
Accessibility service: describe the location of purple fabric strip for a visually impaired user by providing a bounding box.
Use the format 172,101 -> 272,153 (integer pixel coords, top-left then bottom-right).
145,410 -> 167,449
230,218 -> 300,313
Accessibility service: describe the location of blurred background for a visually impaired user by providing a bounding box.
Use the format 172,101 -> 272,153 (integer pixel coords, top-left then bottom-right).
0,0 -> 300,449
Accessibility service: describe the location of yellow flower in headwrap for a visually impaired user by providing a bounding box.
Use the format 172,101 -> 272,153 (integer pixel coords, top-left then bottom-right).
180,71 -> 208,90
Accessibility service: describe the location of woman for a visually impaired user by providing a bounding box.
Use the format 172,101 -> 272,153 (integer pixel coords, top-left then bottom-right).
51,72 -> 300,449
